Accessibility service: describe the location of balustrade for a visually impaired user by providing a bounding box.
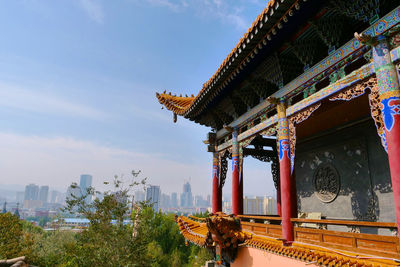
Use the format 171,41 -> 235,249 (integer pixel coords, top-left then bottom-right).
238,215 -> 400,258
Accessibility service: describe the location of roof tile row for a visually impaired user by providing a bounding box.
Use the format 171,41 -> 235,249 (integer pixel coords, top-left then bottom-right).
156,0 -> 300,117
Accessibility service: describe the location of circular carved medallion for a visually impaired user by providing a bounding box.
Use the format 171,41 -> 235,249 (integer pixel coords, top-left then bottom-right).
313,164 -> 340,203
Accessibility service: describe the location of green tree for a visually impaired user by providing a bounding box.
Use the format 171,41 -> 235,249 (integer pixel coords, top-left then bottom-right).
29,230 -> 76,266
136,208 -> 212,267
38,217 -> 51,228
61,171 -> 150,267
19,170 -> 212,267
0,213 -> 33,259
170,248 -> 183,267
186,245 -> 213,267
192,210 -> 210,218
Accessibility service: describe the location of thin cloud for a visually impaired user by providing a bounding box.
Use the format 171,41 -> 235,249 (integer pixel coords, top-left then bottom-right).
213,8 -> 248,31
0,82 -> 107,120
146,0 -> 181,12
78,0 -> 104,23
129,0 -> 186,12
0,133 -> 210,194
196,0 -> 250,31
128,0 -> 256,30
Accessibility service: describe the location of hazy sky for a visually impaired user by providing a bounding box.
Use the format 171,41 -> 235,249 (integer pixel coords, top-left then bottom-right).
0,0 -> 276,197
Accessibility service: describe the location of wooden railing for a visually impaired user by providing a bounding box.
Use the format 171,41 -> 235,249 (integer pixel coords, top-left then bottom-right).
238,215 -> 283,238
291,218 -> 397,232
237,215 -> 400,258
238,215 -> 281,224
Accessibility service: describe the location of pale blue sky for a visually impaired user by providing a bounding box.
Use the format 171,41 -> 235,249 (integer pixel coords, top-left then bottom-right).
0,0 -> 275,197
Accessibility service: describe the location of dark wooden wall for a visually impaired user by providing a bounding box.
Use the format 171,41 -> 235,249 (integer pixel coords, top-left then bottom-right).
295,119 -> 394,230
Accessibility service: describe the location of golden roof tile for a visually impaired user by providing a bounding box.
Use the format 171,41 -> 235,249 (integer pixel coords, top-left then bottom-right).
155,93 -> 195,115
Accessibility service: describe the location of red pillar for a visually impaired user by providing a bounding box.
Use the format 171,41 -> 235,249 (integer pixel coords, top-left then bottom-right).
291,170 -> 298,218
218,181 -> 223,212
277,187 -> 282,216
239,158 -> 244,214
372,35 -> 400,235
276,99 -> 294,242
232,128 -> 242,215
212,152 -> 221,214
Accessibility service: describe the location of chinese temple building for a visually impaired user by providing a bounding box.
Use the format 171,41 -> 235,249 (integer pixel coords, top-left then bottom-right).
156,1 -> 400,266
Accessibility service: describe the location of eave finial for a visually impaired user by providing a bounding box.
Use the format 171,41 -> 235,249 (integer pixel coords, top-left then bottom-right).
354,32 -> 377,46
223,125 -> 234,132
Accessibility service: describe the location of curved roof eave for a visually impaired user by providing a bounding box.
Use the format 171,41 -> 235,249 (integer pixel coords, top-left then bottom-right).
156,0 -> 298,120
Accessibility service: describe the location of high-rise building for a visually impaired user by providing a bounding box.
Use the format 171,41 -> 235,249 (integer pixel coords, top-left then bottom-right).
244,196 -> 261,215
171,192 -> 178,208
180,182 -> 193,207
50,190 -> 59,203
161,193 -> 170,209
39,186 -> 49,203
243,196 -> 277,215
195,195 -> 207,207
146,185 -> 160,212
24,184 -> 39,201
49,190 -> 65,204
264,196 -> 276,215
80,174 -> 93,204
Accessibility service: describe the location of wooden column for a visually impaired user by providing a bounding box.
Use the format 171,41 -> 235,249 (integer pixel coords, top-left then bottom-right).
212,152 -> 221,213
232,128 -> 242,215
271,97 -> 294,242
239,153 -> 244,215
291,170 -> 298,218
372,35 -> 400,236
218,176 -> 223,212
277,188 -> 282,216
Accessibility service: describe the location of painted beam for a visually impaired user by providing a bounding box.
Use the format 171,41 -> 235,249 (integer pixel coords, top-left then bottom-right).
216,62 -> 374,152
242,148 -> 276,158
215,6 -> 400,141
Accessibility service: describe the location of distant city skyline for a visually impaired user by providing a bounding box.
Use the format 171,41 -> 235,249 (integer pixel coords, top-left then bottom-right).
1,178 -> 277,221
0,178 -> 220,203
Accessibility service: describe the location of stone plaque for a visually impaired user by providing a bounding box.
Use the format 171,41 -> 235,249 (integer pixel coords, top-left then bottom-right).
313,164 -> 340,203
